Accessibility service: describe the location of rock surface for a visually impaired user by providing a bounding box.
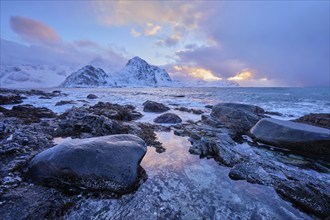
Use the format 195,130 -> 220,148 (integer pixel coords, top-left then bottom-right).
293,113 -> 330,129
55,100 -> 76,106
0,104 -> 57,124
27,135 -> 147,193
250,118 -> 330,156
0,94 -> 24,105
143,100 -> 170,113
87,94 -> 98,99
154,113 -> 182,124
175,107 -> 204,115
210,103 -> 266,137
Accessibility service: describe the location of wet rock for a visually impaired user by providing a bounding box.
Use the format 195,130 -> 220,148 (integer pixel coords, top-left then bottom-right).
0,184 -> 76,219
57,108 -> 129,138
143,100 -> 170,113
189,135 -> 242,167
130,123 -> 166,153
229,161 -> 273,185
55,100 -> 76,106
90,102 -> 142,121
27,135 -> 147,193
87,94 -> 98,99
0,105 -> 56,124
0,95 -> 24,105
210,103 -> 266,137
265,111 -> 283,116
154,113 -> 182,124
175,107 -> 204,115
52,90 -> 62,96
293,113 -> 330,129
205,105 -> 213,109
250,118 -> 330,156
275,179 -> 330,218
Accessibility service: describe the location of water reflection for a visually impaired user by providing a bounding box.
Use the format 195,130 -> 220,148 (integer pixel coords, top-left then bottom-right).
66,131 -> 311,219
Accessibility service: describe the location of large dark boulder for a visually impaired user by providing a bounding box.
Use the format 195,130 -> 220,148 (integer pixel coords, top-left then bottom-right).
210,103 -> 265,137
250,118 -> 330,156
154,113 -> 182,124
143,100 -> 170,113
27,135 -> 147,193
293,113 -> 330,129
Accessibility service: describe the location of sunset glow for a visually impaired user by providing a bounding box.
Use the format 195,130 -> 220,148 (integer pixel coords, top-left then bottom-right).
0,1 -> 329,86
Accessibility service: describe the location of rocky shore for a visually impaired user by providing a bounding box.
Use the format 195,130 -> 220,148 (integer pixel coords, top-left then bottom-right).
0,88 -> 329,219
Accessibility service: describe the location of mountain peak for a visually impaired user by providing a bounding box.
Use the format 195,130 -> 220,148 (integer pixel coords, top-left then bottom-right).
126,56 -> 148,66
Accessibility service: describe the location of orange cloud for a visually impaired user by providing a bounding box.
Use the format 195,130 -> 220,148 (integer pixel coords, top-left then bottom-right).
93,1 -> 204,29
174,65 -> 222,81
228,71 -> 253,81
10,16 -> 61,46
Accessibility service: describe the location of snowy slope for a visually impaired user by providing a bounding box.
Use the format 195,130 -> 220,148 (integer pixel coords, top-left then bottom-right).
59,65 -> 116,88
0,64 -> 74,88
113,56 -> 172,87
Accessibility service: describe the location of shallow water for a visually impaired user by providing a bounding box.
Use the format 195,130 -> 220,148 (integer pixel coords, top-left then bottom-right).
65,132 -> 311,219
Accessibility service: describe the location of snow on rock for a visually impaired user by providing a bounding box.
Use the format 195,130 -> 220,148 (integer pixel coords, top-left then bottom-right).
0,65 -> 74,88
113,56 -> 172,87
59,65 -> 116,88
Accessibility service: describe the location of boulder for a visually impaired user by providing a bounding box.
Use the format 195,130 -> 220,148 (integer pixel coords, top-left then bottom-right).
154,113 -> 182,124
87,94 -> 98,99
0,104 -> 56,124
27,135 -> 147,193
175,107 -> 204,115
293,113 -> 330,129
210,103 -> 265,137
250,118 -> 330,156
0,95 -> 23,105
55,100 -> 76,106
143,100 -> 170,113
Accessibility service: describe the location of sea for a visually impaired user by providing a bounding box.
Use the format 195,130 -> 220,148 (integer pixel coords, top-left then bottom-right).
17,87 -> 330,121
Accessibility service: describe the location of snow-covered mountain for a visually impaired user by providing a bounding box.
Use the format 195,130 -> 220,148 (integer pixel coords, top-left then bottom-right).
113,56 -> 172,87
1,57 -> 240,88
59,65 -> 116,88
59,56 -> 172,88
0,64 -> 74,88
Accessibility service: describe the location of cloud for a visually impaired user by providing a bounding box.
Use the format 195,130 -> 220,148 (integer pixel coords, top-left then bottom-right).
144,23 -> 161,36
130,28 -> 141,37
228,71 -> 253,81
171,1 -> 329,86
92,1 -> 204,29
10,16 -> 61,46
176,46 -> 249,78
157,33 -> 182,47
74,40 -> 100,48
3,16 -> 127,67
172,65 -> 221,81
200,1 -> 329,86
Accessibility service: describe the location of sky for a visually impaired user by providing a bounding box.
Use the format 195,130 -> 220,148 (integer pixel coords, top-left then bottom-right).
0,0 -> 329,87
